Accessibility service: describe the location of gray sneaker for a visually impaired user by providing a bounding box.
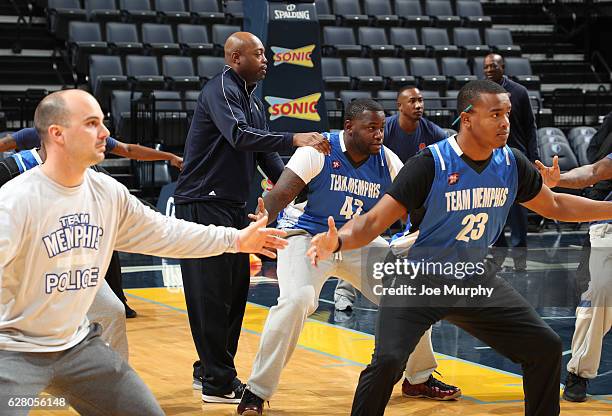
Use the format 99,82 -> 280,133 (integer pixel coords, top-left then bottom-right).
334,295 -> 354,311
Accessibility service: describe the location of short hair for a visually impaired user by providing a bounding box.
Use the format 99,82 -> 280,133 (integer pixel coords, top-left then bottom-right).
33,92 -> 70,141
397,85 -> 419,96
485,53 -> 505,65
345,98 -> 384,121
456,80 -> 507,115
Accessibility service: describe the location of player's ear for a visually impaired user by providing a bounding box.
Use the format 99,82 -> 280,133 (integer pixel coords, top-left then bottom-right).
344,119 -> 352,134
47,124 -> 65,145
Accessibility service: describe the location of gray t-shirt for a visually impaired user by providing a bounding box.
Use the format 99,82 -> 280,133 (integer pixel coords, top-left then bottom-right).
0,167 -> 239,352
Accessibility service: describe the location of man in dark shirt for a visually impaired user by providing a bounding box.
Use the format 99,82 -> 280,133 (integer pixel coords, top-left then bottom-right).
384,86 -> 448,162
173,31 -> 330,403
484,53 -> 538,270
308,80 -> 612,416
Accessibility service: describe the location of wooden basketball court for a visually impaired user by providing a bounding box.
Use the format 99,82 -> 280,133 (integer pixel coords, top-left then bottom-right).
33,287 -> 611,415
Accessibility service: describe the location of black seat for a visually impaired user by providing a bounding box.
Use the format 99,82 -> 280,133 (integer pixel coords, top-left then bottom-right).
376,90 -> 398,113
126,54 -> 166,90
155,0 -> 192,24
177,24 -> 214,56
455,0 -> 492,28
211,24 -> 241,54
120,0 -> 158,24
540,142 -> 579,172
363,0 -> 399,27
409,57 -> 446,91
452,28 -> 489,57
345,57 -> 384,90
106,22 -> 145,56
441,57 -> 476,88
150,90 -> 189,150
141,23 -> 181,56
48,0 -> 87,40
333,0 -> 368,27
339,90 -> 373,108
188,0 -> 225,25
68,21 -> 108,74
196,55 -> 226,81
85,0 -> 122,28
89,54 -> 128,109
394,0 -> 431,28
421,27 -> 459,57
162,55 -> 201,90
314,0 -> 336,26
323,27 -> 362,57
224,1 -> 244,25
424,0 -> 461,28
110,90 -> 142,141
484,28 -> 522,57
504,57 -> 540,89
358,27 -> 395,57
321,57 -> 351,90
378,57 -> 415,88
183,89 -> 200,111
389,27 -> 426,57
568,126 -> 596,143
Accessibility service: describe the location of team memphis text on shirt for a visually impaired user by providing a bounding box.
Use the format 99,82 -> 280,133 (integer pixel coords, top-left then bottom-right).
41,213 -> 104,294
445,186 -> 509,212
329,173 -> 382,199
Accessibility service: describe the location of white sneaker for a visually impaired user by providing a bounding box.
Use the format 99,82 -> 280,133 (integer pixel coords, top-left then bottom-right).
334,295 -> 354,311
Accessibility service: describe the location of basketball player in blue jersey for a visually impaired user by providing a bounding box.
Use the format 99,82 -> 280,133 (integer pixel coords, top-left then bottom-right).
237,99 -> 460,415
308,80 -> 612,416
537,153 -> 612,402
334,86 -> 448,312
0,127 -> 184,170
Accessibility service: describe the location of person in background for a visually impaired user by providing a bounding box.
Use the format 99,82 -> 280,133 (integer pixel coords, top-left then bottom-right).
484,53 -> 539,271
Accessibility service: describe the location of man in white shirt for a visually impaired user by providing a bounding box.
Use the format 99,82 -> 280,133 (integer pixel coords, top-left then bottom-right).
0,89 -> 287,416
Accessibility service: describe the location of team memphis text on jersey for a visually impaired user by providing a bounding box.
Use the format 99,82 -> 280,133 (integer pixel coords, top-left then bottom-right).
41,213 -> 104,294
281,131 -> 395,234
409,136 -> 518,276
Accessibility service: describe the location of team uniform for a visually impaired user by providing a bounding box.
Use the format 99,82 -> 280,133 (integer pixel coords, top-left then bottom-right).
351,136 -> 562,416
566,152 -> 612,381
0,148 -> 129,360
0,166 -> 242,415
246,131 -> 439,401
334,116 -> 447,306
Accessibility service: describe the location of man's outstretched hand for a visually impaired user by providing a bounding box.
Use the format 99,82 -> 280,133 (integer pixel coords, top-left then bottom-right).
235,215 -> 287,258
535,155 -> 560,188
306,216 -> 339,266
248,197 -> 269,222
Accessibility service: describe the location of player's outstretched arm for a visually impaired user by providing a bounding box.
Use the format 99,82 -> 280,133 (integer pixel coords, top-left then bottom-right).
256,168 -> 306,225
110,141 -> 184,170
235,215 -> 288,258
522,185 -> 612,222
307,194 -> 407,265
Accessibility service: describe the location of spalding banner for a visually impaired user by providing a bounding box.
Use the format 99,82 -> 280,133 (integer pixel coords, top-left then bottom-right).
260,1 -> 328,138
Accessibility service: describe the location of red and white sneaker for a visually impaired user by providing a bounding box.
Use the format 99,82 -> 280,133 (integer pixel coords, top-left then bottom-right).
402,375 -> 461,401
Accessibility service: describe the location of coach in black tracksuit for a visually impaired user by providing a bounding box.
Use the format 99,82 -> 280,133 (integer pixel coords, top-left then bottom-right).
173,31 -> 329,402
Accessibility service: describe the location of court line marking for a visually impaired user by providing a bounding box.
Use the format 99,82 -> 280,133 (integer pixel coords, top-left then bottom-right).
126,290 -> 611,404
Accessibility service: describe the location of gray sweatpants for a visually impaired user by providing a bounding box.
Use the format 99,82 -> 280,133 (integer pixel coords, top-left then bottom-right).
567,223 -> 612,379
87,280 -> 129,361
247,234 -> 437,400
0,323 -> 164,416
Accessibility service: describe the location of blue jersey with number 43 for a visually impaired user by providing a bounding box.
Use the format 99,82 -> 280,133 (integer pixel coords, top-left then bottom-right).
294,131 -> 394,235
410,136 -> 518,269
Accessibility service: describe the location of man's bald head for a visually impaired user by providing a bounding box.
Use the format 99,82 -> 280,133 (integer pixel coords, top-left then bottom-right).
34,90 -> 72,141
223,32 -> 268,85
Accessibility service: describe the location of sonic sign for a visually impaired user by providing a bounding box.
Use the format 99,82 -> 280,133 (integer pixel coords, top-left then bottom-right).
265,93 -> 321,122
